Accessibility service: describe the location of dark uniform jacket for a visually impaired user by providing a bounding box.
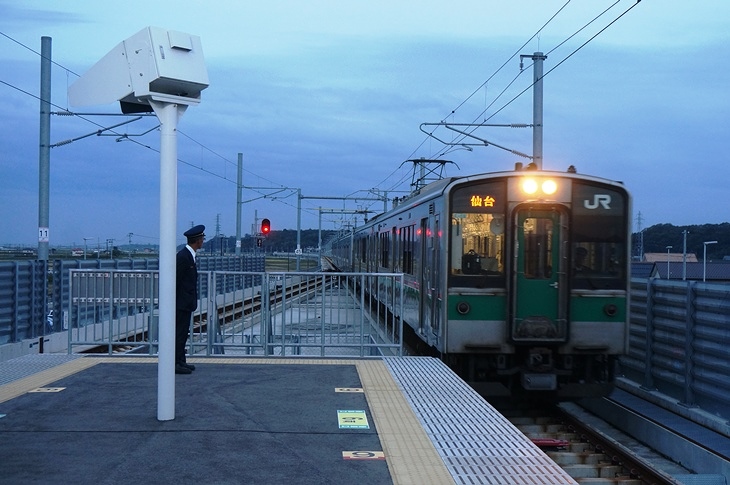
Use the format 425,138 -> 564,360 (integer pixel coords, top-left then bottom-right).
176,246 -> 198,312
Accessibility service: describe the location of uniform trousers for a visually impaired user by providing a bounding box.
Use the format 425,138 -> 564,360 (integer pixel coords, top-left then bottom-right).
175,309 -> 192,364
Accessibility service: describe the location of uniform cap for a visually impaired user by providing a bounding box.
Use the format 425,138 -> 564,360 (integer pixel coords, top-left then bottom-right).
184,225 -> 206,238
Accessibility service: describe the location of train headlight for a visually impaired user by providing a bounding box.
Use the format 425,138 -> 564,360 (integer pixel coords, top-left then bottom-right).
604,303 -> 618,317
542,180 -> 557,195
522,178 -> 538,194
521,178 -> 558,197
456,301 -> 471,315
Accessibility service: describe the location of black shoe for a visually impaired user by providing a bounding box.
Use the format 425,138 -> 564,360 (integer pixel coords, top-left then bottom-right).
182,362 -> 195,371
175,364 -> 192,375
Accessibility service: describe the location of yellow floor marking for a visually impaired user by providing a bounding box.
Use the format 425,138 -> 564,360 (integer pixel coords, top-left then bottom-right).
28,387 -> 65,393
356,359 -> 455,485
0,358 -> 99,404
335,387 -> 364,393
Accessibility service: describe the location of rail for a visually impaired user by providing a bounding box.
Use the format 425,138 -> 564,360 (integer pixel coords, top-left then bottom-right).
67,269 -> 404,358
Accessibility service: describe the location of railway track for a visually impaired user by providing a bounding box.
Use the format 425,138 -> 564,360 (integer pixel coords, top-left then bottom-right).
499,402 -> 681,484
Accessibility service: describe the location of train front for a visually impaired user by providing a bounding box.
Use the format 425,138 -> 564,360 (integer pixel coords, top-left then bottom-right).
445,168 -> 630,399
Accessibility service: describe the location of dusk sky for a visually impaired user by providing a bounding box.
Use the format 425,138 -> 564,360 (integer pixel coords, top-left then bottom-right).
1,1 -> 728,247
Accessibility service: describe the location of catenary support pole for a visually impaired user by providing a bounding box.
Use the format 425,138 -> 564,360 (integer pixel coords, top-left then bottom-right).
236,153 -> 243,256
38,36 -> 52,260
531,52 -> 546,170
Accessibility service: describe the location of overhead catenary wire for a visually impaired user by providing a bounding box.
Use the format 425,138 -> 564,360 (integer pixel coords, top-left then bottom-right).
361,0 -> 640,223
0,2 -> 642,233
0,30 -> 334,225
395,0 -> 573,170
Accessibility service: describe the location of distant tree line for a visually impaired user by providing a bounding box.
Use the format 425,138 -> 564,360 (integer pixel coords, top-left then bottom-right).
633,223 -> 730,260
207,224 -> 730,259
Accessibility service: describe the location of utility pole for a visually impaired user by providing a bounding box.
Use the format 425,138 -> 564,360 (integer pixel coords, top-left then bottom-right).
520,52 -> 546,169
38,36 -> 52,260
418,53 -> 544,168
635,212 -> 644,261
215,213 -> 221,254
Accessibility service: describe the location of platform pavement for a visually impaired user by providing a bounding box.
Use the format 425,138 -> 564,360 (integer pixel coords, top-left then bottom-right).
0,356 -> 454,485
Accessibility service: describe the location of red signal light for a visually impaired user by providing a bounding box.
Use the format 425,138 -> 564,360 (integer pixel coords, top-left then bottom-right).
261,218 -> 271,235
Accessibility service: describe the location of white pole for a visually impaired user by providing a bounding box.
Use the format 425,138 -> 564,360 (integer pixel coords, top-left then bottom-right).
682,230 -> 688,280
151,101 -> 187,421
665,246 -> 672,279
703,240 -> 718,282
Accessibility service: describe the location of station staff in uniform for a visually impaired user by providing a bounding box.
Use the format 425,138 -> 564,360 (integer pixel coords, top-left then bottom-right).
175,225 -> 205,374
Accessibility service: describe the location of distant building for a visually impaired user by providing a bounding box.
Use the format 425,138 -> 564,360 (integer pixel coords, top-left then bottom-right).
634,252 -> 730,281
643,252 -> 698,263
631,262 -> 658,279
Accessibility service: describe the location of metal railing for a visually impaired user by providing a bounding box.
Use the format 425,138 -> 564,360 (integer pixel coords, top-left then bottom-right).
68,269 -> 404,359
0,254 -> 263,349
68,270 -> 158,353
0,260 -> 48,344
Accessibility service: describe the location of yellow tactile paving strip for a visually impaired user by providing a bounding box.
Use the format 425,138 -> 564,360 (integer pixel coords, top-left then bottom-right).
0,356 -> 454,485
0,358 -> 98,404
357,359 -> 455,485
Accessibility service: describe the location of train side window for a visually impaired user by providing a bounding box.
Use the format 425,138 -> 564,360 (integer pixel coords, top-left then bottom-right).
392,227 -> 399,272
401,224 -> 415,275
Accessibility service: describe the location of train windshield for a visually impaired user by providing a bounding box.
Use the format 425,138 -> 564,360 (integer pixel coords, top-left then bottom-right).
450,181 -> 506,288
571,183 -> 628,290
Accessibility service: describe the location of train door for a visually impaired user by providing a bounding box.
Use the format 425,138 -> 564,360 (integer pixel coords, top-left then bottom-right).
430,217 -> 440,338
419,216 -> 438,341
512,207 -> 568,341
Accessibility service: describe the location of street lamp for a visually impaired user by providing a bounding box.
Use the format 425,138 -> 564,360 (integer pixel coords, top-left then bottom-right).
703,240 -> 718,282
665,245 -> 672,279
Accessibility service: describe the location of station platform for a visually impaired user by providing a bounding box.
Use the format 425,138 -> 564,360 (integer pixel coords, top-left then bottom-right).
0,355 -> 577,485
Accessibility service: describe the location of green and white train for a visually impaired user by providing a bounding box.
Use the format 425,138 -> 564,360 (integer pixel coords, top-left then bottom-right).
330,165 -> 631,399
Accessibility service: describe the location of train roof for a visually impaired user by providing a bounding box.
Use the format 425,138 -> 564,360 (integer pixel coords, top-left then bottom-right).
366,167 -> 627,224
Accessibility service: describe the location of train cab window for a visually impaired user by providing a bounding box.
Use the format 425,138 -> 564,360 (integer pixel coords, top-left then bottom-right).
450,213 -> 505,287
571,241 -> 625,289
571,182 -> 628,290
